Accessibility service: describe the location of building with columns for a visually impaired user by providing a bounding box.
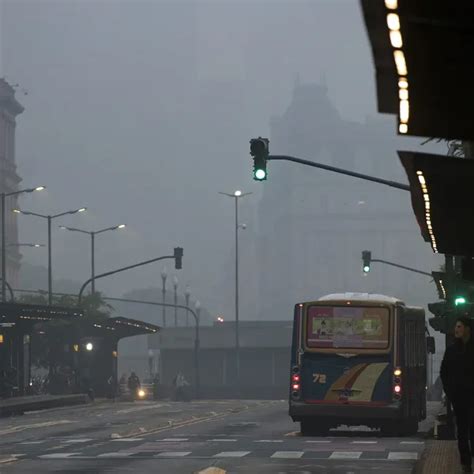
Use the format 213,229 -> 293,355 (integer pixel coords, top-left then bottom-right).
0,78 -> 24,287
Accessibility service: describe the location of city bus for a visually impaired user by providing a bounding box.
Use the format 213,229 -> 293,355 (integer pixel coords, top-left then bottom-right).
289,293 -> 430,436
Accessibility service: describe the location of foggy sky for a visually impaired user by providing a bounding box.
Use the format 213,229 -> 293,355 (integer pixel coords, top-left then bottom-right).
0,0 -> 441,321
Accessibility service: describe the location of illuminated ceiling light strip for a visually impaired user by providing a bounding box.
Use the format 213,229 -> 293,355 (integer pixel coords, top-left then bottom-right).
385,4 -> 409,135
387,13 -> 400,31
390,30 -> 403,48
416,170 -> 438,253
393,50 -> 408,76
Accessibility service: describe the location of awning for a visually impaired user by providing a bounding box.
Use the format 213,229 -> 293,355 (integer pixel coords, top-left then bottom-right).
361,1 -> 474,139
0,303 -> 83,331
399,150 -> 474,255
88,317 -> 160,340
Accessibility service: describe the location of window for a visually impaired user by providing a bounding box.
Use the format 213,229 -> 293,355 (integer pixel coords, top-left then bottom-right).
306,305 -> 390,349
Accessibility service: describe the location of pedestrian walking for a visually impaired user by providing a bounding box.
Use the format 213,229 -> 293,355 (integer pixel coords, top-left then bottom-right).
441,317 -> 474,473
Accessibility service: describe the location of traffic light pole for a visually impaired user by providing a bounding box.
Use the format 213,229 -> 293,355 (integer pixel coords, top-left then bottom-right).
77,249 -> 183,305
267,155 -> 410,191
370,258 -> 432,277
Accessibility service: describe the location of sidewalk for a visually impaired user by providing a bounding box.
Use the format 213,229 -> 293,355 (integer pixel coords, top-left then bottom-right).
415,439 -> 458,474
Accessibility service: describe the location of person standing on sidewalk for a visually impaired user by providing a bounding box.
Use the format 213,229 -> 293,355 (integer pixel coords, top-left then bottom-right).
440,317 -> 474,473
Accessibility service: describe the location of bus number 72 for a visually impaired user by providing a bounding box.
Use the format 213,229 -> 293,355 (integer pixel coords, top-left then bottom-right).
313,373 -> 327,384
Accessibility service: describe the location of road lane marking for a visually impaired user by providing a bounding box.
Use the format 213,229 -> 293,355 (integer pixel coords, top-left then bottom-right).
19,441 -> 45,445
271,451 -> 304,459
388,451 -> 418,460
97,452 -> 134,458
351,441 -> 377,444
155,451 -> 191,457
400,441 -> 424,445
213,451 -> 250,458
0,455 -> 19,465
208,439 -> 237,442
0,420 -> 74,435
116,404 -> 164,415
305,440 -> 331,443
161,438 -> 189,442
254,440 -> 283,443
61,438 -> 94,443
39,453 -> 80,459
197,468 -> 227,474
111,438 -> 144,442
329,451 -> 363,459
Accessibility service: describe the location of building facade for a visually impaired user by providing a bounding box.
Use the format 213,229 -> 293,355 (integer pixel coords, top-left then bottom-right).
0,78 -> 23,287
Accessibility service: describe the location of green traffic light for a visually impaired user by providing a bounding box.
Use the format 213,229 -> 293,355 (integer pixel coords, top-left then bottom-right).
363,265 -> 370,273
254,169 -> 267,180
455,296 -> 467,306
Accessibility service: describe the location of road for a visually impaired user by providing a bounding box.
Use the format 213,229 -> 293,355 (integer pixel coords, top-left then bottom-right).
0,399 -> 434,473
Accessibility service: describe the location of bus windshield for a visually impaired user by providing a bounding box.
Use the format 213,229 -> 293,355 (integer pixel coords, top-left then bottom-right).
306,305 -> 390,349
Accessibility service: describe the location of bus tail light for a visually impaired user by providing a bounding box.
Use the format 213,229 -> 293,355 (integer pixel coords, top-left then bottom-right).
393,367 -> 402,400
291,366 -> 301,399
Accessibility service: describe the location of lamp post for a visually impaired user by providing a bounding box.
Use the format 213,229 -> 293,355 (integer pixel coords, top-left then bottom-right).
14,206 -> 86,305
1,186 -> 45,302
59,224 -> 126,295
185,286 -> 191,326
173,275 -> 178,327
219,190 -> 251,383
161,267 -> 167,326
195,300 -> 201,321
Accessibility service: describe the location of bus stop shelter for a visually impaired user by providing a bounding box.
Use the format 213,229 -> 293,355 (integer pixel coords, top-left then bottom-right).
0,302 -> 83,396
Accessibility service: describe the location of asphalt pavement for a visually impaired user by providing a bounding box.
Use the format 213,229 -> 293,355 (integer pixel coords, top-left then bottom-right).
0,399 -> 434,473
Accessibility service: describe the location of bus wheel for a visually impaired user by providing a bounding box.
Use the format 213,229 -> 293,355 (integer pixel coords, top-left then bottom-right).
300,419 -> 329,436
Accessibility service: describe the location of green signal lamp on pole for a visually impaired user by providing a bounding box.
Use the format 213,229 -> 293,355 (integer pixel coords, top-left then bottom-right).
250,137 -> 269,181
362,250 -> 372,274
455,296 -> 467,306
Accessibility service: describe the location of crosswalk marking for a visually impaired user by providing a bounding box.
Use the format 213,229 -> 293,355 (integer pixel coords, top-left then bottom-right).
39,453 -> 80,459
155,451 -> 191,457
271,451 -> 304,459
213,451 -> 250,458
329,451 -> 363,459
388,451 -> 418,460
97,452 -> 133,458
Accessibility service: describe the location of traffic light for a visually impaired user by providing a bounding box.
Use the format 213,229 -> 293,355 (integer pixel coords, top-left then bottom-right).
455,296 -> 467,306
362,250 -> 372,273
174,247 -> 183,270
250,137 -> 269,181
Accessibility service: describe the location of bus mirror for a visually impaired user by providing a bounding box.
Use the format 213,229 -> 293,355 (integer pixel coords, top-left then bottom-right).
426,336 -> 436,354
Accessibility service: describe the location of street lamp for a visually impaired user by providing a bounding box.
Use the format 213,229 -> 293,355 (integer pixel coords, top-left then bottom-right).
185,286 -> 191,326
14,206 -> 87,305
161,267 -> 167,326
219,190 -> 252,383
59,224 -> 126,295
1,186 -> 45,302
173,275 -> 179,327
